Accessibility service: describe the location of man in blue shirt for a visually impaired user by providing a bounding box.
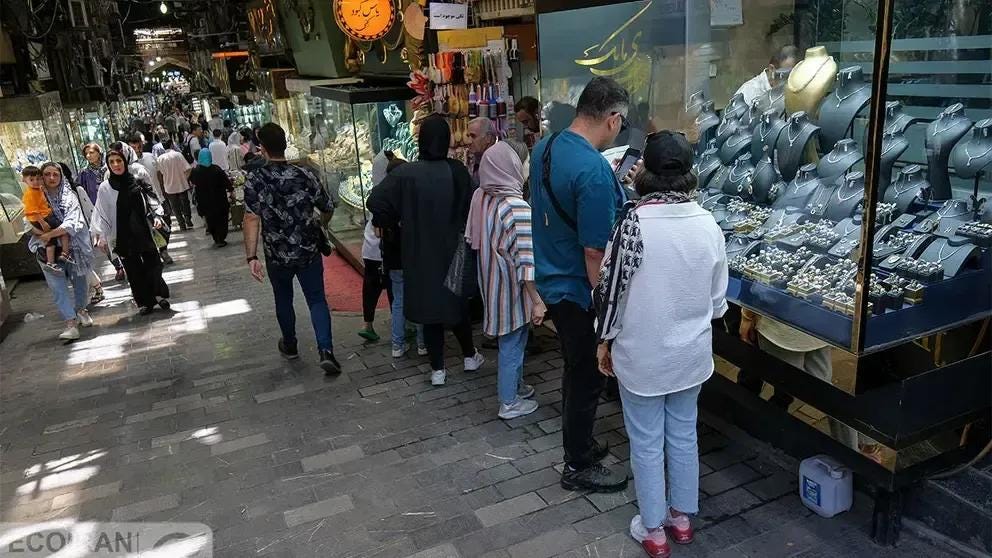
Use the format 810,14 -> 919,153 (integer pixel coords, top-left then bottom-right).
530,77 -> 632,492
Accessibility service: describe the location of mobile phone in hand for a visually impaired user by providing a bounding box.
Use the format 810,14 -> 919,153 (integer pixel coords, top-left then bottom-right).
614,147 -> 641,181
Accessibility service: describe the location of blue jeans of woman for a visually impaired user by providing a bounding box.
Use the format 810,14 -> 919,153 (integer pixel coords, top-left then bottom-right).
498,325 -> 529,404
42,262 -> 90,321
619,382 -> 702,530
388,270 -> 423,350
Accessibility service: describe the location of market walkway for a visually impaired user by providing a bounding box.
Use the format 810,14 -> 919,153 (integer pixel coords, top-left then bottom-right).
0,224 -> 964,558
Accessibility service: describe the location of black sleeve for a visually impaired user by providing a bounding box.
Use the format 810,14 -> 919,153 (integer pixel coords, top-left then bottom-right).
447,159 -> 474,225
367,173 -> 401,229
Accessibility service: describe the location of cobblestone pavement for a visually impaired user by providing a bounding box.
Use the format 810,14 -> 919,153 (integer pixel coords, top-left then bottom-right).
0,224 -> 965,558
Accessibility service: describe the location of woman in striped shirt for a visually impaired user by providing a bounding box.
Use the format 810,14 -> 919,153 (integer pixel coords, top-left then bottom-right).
466,140 -> 548,419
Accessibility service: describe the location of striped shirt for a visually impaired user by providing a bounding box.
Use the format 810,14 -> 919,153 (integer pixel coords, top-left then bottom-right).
477,194 -> 535,337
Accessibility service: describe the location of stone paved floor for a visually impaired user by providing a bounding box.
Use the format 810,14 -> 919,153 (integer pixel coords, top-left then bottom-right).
0,222 -> 966,558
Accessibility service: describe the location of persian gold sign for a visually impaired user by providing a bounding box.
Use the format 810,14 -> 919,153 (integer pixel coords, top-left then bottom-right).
335,0 -> 397,42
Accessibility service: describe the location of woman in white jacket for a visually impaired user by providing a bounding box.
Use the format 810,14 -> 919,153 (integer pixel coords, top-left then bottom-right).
92,149 -> 171,316
594,131 -> 729,558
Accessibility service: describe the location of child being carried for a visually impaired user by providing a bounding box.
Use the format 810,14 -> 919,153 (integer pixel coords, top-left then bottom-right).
21,166 -> 73,275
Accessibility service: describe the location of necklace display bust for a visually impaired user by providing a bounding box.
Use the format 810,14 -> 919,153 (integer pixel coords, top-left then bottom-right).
719,127 -> 754,165
714,109 -> 743,148
917,237 -> 980,278
686,90 -> 706,116
926,103 -> 974,200
821,170 -> 865,221
751,151 -> 784,205
757,82 -> 786,117
884,164 -> 928,212
884,101 -> 918,135
785,46 -> 838,117
751,108 -> 786,161
818,66 -> 871,150
694,100 -> 720,151
775,163 -> 822,210
951,118 -> 992,179
817,138 -> 864,183
738,100 -> 763,131
725,93 -> 749,121
775,111 -> 821,181
723,154 -> 755,199
879,131 -> 909,196
695,146 -> 722,189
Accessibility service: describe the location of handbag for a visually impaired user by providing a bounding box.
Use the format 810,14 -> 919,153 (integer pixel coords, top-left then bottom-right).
442,161 -> 478,297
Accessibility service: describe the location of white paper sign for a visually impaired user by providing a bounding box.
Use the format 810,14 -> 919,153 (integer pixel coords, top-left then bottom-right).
711,0 -> 743,27
430,3 -> 468,30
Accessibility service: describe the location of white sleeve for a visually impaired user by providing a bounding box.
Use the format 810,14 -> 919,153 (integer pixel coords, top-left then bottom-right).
711,228 -> 729,319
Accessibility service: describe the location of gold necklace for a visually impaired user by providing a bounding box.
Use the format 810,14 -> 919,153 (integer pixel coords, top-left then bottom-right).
788,56 -> 832,92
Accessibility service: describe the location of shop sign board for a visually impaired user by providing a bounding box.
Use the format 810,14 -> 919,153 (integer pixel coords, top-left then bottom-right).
430,3 -> 469,30
334,0 -> 397,42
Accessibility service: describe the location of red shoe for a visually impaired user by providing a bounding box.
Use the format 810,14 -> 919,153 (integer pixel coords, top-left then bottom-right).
630,515 -> 672,558
664,511 -> 694,544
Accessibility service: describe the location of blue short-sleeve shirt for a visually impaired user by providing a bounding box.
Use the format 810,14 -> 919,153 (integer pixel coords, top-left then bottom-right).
530,129 -> 626,309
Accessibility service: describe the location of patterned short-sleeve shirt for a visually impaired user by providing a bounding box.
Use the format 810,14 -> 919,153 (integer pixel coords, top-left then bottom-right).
244,162 -> 333,268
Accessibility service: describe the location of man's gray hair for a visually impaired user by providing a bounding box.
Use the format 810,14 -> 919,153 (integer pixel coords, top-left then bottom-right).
575,77 -> 630,120
469,117 -> 496,138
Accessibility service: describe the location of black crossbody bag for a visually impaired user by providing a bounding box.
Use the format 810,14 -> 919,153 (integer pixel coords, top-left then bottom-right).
540,132 -> 578,232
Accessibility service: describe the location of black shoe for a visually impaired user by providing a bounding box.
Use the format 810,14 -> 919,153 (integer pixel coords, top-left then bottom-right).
214,241 -> 228,248
161,251 -> 174,265
319,350 -> 341,376
560,463 -> 628,493
158,298 -> 171,311
138,306 -> 155,316
278,339 -> 300,360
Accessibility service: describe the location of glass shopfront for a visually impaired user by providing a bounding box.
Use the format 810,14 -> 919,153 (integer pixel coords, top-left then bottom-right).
536,0 -> 991,482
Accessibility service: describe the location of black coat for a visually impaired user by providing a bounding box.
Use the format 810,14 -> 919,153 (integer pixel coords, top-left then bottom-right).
367,158 -> 473,326
189,164 -> 232,217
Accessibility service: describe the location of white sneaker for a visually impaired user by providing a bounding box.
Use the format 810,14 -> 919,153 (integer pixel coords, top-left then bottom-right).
430,369 -> 447,386
517,384 -> 535,399
417,345 -> 428,356
464,351 -> 485,372
498,398 -> 538,419
391,344 -> 407,358
58,326 -> 80,341
77,311 -> 94,328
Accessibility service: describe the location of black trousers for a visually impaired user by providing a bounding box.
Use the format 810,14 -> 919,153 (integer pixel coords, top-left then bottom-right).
205,209 -> 230,244
121,251 -> 169,308
361,259 -> 393,323
547,300 -> 605,470
167,191 -> 192,228
422,320 -> 475,371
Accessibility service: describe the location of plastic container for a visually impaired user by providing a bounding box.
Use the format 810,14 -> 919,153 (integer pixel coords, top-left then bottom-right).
799,454 -> 853,518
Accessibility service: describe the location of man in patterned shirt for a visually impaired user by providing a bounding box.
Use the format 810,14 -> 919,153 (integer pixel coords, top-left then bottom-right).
243,123 -> 341,375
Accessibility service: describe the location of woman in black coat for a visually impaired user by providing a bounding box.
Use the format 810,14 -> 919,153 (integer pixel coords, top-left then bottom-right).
366,116 -> 483,386
189,149 -> 233,247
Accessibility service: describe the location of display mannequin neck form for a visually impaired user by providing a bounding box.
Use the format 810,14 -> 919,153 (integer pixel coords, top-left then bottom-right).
818,66 -> 871,150
822,170 -> 865,221
952,118 -> 992,179
785,46 -> 838,117
739,99 -> 763,130
725,92 -> 749,120
926,103 -> 974,200
751,108 -> 786,161
758,82 -> 786,117
752,150 -> 784,204
879,131 -> 910,196
817,138 -> 864,183
686,90 -> 706,116
695,147 -> 722,189
884,100 -> 916,135
719,126 -> 754,164
885,163 -> 928,212
695,100 -> 720,150
775,111 -> 821,181
724,153 -> 755,198
774,162 -> 821,210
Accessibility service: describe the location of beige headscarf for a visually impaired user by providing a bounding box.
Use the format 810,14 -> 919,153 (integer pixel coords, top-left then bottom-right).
465,141 -> 526,250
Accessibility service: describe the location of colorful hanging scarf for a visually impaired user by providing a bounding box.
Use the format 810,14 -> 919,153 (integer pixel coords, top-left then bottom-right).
594,190 -> 695,342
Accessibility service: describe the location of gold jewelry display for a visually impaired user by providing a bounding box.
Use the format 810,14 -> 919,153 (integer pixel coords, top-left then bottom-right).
785,46 -> 838,117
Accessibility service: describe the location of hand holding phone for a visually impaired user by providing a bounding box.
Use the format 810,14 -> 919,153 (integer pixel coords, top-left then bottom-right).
614,147 -> 642,182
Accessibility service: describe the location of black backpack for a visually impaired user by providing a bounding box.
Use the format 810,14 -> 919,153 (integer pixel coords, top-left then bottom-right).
180,135 -> 196,163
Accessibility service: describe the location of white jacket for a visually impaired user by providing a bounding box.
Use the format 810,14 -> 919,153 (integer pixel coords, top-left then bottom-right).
90,180 -> 165,249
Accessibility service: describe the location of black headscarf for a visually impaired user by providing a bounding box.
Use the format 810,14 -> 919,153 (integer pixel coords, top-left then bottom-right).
418,116 -> 451,161
106,150 -> 135,192
108,150 -> 154,255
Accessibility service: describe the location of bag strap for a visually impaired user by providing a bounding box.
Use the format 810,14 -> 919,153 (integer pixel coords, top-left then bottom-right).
541,132 -> 578,232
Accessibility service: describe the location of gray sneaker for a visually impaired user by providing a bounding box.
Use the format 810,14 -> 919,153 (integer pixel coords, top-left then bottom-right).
498,398 -> 538,420
561,463 -> 628,493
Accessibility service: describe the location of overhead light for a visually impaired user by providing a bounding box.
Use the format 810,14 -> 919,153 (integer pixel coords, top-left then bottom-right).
156,56 -> 162,62
159,2 -> 168,14
148,60 -> 154,66
144,76 -> 150,82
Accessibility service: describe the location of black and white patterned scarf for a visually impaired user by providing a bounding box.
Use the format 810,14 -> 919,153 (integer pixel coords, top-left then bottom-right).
594,190 -> 695,342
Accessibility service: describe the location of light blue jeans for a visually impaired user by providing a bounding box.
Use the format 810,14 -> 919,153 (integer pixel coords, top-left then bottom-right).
42,262 -> 90,321
498,325 -> 529,404
619,382 -> 702,530
388,270 -> 423,349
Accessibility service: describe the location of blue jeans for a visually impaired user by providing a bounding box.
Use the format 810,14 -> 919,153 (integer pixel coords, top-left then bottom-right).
619,382 -> 702,530
42,262 -> 90,321
498,326 -> 529,404
388,270 -> 423,349
268,256 -> 333,352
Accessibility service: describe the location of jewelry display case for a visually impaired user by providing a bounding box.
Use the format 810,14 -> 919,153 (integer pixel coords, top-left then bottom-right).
64,103 -> 114,171
221,102 -> 272,130
0,92 -> 76,175
308,83 -> 416,268
537,0 -> 990,545
0,141 -> 25,245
